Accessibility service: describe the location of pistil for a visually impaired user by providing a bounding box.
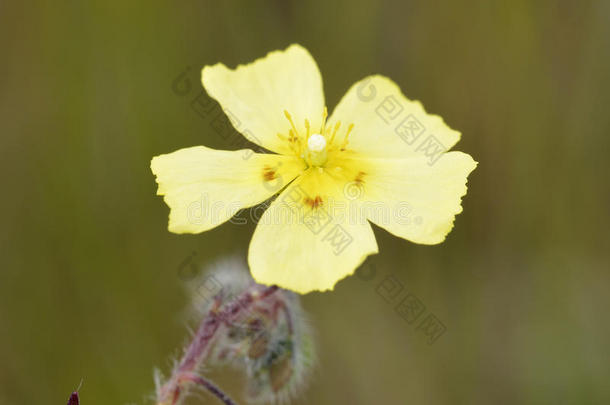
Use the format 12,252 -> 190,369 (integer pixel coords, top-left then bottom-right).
306,134 -> 327,166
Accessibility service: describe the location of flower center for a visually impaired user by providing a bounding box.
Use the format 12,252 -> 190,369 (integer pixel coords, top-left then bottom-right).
277,107 -> 354,168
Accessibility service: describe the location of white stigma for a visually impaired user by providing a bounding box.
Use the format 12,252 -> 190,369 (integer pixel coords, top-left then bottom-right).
307,134 -> 326,152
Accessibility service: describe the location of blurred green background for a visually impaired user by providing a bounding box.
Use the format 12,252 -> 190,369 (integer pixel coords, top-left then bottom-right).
1,1 -> 609,404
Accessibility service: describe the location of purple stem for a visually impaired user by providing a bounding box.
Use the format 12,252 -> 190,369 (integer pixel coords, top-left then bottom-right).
158,285 -> 279,405
180,372 -> 238,405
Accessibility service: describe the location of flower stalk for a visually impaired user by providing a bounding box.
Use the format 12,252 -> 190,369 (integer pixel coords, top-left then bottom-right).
155,264 -> 313,405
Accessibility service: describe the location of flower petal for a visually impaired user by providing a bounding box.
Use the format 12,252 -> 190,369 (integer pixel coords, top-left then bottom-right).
328,75 -> 460,158
202,44 -> 325,155
248,169 -> 378,294
357,152 -> 477,244
151,146 -> 305,234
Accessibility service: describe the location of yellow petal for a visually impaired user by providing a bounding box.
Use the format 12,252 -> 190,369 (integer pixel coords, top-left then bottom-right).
357,152 -> 477,244
202,44 -> 325,155
248,169 -> 379,294
328,75 -> 460,159
151,146 -> 305,234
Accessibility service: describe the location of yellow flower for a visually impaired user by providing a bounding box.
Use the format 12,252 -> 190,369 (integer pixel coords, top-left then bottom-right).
151,44 -> 477,294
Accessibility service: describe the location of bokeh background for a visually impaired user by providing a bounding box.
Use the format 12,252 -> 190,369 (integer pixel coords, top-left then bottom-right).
1,1 -> 609,404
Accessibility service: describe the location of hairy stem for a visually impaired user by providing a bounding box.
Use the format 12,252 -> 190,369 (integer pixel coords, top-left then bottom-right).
157,285 -> 279,405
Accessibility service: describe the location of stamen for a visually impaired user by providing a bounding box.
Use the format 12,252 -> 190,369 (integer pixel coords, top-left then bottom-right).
278,132 -> 301,155
284,110 -> 300,139
320,106 -> 328,133
279,109 -> 354,160
340,123 -> 354,149
329,121 -> 341,145
289,129 -> 303,155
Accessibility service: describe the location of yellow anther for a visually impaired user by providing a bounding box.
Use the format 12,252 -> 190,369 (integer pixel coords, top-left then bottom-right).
304,119 -> 310,138
320,106 -> 328,133
284,110 -> 300,139
329,121 -> 341,145
341,123 -> 355,149
346,123 -> 354,138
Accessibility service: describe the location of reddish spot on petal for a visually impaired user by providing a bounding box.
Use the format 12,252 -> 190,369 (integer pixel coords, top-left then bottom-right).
304,196 -> 323,209
262,166 -> 277,181
354,171 -> 366,185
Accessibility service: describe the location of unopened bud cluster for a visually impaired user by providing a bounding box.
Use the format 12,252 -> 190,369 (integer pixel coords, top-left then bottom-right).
155,259 -> 315,405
